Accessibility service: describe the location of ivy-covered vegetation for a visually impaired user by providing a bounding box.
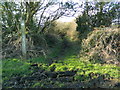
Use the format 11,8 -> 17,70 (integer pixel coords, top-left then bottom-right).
2,54 -> 120,88
2,27 -> 120,88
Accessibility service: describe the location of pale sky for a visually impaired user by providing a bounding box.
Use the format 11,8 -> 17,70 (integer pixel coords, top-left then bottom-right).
57,17 -> 76,22
35,0 -> 120,22
57,0 -> 84,22
36,0 -> 84,22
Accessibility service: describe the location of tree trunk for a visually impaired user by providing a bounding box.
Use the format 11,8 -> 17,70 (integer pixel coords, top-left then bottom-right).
21,18 -> 26,59
0,4 -> 2,90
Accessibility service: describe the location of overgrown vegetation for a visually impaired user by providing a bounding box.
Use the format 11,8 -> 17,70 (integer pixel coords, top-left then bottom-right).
2,26 -> 120,88
2,54 -> 120,88
1,1 -> 120,89
81,27 -> 120,64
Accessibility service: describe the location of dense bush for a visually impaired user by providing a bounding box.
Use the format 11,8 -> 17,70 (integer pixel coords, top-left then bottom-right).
76,2 -> 119,34
81,27 -> 120,64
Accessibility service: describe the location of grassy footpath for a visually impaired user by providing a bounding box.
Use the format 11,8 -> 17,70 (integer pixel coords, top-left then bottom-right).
2,55 -> 120,88
2,28 -> 120,88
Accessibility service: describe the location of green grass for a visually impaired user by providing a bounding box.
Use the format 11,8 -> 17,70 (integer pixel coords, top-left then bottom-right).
28,56 -> 47,64
47,55 -> 120,81
2,59 -> 33,81
3,55 -> 119,83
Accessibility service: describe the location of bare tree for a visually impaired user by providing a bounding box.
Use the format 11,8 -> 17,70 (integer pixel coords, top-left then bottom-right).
1,0 -> 77,59
20,0 -> 76,59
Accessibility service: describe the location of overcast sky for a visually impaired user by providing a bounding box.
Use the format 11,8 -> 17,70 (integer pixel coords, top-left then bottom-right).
56,0 -> 83,22
35,0 -> 120,22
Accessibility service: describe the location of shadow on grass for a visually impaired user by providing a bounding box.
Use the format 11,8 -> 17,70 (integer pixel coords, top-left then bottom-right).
27,30 -> 92,65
